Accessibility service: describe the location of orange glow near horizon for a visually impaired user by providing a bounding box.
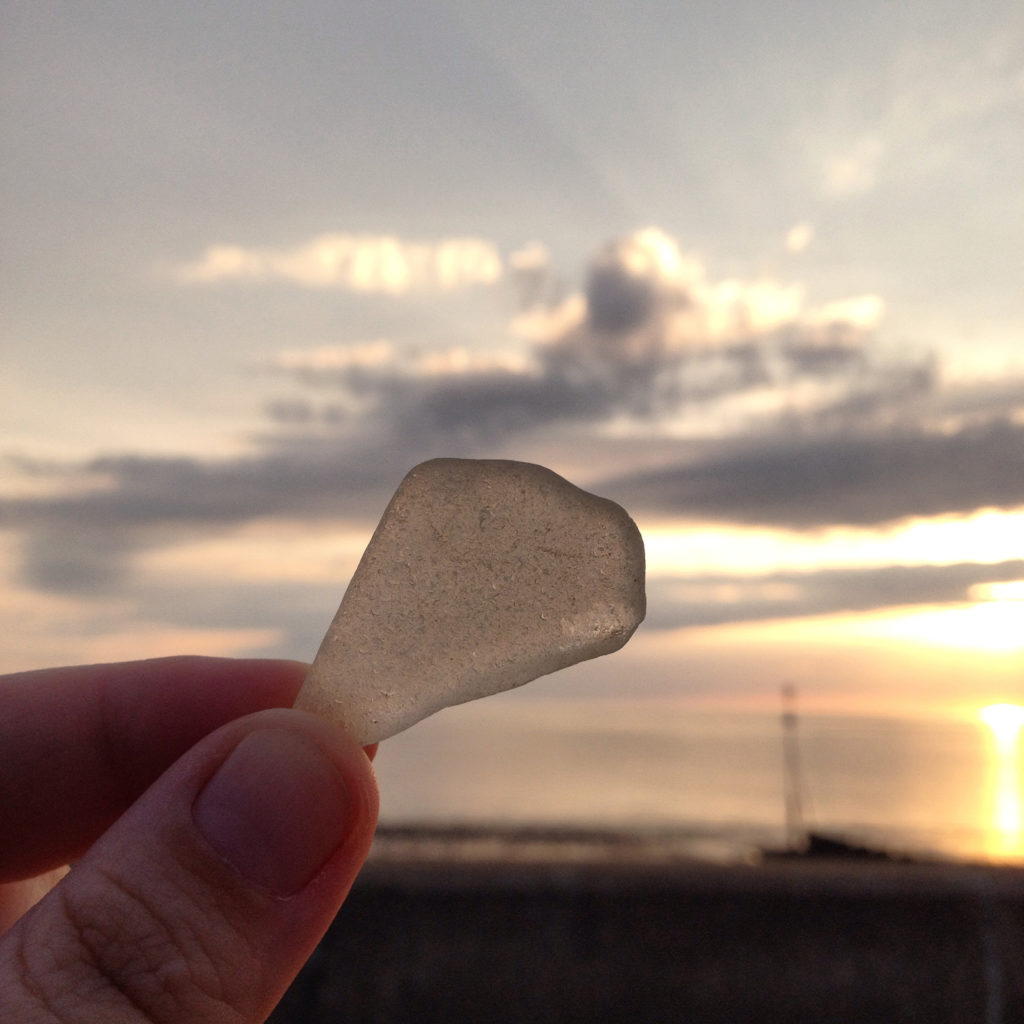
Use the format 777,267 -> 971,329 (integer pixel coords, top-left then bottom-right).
642,507 -> 1024,578
848,602 -> 1024,654
980,704 -> 1024,860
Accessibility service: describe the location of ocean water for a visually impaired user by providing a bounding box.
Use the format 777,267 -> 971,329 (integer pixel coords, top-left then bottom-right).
371,696 -> 1023,865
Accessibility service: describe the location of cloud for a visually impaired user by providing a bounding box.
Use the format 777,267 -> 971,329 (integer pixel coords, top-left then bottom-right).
583,229 -> 693,335
0,443 -> 411,595
268,340 -> 533,382
601,418 -> 1024,529
646,559 -> 1024,631
805,37 -> 1024,205
515,229 -> 907,427
392,369 -> 608,442
511,293 -> 585,343
269,339 -> 398,374
6,225 -> 1021,606
263,339 -> 556,445
785,222 -> 814,253
521,229 -> 811,354
580,228 -> 807,346
251,223 -> 884,442
245,228 -> 896,433
822,134 -> 885,196
806,294 -> 885,332
175,233 -> 503,293
533,228 -> 876,362
508,241 -> 561,310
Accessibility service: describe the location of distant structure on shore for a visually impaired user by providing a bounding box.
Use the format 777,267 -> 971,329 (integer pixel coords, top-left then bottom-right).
781,683 -> 809,852
775,683 -> 905,862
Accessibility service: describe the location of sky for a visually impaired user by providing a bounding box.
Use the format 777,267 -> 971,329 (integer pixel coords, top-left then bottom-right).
3,0 -> 1024,721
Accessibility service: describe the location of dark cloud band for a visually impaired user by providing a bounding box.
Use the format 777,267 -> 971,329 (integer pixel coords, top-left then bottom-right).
646,559 -> 1024,631
602,419 -> 1024,528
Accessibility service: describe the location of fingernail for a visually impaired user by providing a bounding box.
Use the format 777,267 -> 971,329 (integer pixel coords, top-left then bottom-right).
193,729 -> 352,897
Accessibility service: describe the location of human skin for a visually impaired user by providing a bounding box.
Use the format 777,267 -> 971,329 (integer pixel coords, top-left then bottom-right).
0,657 -> 379,1023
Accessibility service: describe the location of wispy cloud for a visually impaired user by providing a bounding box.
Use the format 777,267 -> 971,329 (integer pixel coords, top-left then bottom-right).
175,233 -> 503,293
821,134 -> 885,197
808,31 -> 1024,200
785,222 -> 815,254
267,340 -> 534,380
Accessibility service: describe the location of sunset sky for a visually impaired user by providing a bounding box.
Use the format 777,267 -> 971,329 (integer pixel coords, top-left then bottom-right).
3,1 -> 1023,721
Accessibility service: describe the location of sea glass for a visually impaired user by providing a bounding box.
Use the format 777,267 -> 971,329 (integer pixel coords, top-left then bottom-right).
294,458 -> 645,744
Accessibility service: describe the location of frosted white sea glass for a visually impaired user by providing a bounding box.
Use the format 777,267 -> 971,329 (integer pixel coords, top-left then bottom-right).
294,458 -> 645,744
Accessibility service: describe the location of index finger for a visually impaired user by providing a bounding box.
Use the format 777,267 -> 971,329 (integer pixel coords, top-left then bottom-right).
0,656 -> 308,882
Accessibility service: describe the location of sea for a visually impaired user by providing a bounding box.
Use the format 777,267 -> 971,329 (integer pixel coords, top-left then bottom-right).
370,696 -> 1024,866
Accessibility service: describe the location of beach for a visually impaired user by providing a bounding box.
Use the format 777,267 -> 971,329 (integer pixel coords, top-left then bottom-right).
269,827 -> 1024,1023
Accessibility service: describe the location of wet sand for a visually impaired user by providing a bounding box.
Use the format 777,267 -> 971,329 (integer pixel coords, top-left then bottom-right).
270,828 -> 1024,1023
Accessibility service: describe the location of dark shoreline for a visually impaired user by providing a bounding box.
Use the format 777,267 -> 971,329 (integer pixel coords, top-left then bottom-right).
271,826 -> 1024,1023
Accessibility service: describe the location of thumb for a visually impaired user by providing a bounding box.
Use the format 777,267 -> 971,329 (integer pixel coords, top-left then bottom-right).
0,707 -> 378,1024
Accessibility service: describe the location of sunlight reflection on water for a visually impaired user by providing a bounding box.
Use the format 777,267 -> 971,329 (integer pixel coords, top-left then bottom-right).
981,704 -> 1024,860
374,698 -> 1024,865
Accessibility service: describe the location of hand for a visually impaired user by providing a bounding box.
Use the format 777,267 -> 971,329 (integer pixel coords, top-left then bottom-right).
0,657 -> 379,1023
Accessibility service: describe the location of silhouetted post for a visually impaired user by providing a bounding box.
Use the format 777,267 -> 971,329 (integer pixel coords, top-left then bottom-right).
781,683 -> 807,851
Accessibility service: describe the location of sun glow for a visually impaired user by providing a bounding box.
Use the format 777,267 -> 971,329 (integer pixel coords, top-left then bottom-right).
980,704 -> 1024,860
980,704 -> 1024,747
855,602 -> 1024,654
642,508 -> 1024,578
